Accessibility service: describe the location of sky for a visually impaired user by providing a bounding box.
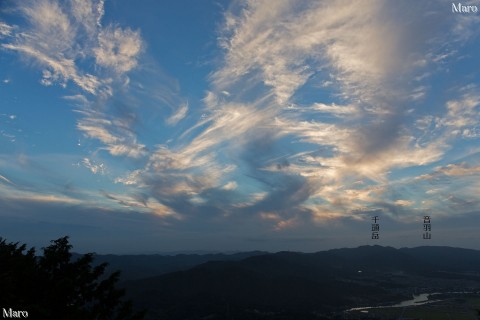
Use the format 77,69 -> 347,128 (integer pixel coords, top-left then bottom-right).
1,0 -> 480,254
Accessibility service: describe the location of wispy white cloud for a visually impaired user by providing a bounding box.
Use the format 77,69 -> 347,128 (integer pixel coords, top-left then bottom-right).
63,94 -> 90,105
114,170 -> 142,186
0,175 -> 81,205
82,158 -> 106,175
10,193 -> 82,205
70,0 -> 105,34
213,1 -> 420,106
417,163 -> 480,181
310,103 -> 358,117
441,92 -> 480,138
94,25 -> 143,74
2,0 -> 142,94
76,108 -> 147,158
222,181 -> 238,191
166,102 -> 189,125
2,0 -> 101,93
2,43 -> 101,94
2,0 -> 148,160
0,174 -> 15,185
0,21 -> 14,38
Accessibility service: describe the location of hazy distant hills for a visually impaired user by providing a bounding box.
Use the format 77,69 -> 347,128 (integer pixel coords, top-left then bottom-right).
399,246 -> 480,272
91,245 -> 480,281
88,251 -> 268,281
91,246 -> 480,319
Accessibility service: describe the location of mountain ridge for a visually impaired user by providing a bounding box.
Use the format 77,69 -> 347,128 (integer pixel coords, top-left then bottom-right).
117,245 -> 480,319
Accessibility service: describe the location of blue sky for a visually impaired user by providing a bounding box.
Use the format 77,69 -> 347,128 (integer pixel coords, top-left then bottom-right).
1,0 -> 480,253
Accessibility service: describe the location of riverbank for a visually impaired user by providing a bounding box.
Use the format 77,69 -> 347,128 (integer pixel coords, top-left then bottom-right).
346,292 -> 480,320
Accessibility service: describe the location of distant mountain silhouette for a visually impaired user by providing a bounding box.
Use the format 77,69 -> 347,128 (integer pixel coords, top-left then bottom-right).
80,251 -> 268,281
117,245 -> 480,319
399,246 -> 480,272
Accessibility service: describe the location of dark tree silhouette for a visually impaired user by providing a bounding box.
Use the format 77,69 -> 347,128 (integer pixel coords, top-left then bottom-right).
0,236 -> 144,320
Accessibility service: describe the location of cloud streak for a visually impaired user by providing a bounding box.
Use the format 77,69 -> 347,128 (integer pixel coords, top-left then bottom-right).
94,25 -> 143,74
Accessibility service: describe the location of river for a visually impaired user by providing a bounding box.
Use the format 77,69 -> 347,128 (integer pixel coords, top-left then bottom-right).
347,292 -> 442,311
347,291 -> 476,312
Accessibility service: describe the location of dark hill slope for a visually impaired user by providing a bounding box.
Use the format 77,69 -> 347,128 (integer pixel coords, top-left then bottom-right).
75,251 -> 267,281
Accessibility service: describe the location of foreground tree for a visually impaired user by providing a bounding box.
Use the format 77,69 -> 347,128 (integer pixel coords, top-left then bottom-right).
0,236 -> 144,320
